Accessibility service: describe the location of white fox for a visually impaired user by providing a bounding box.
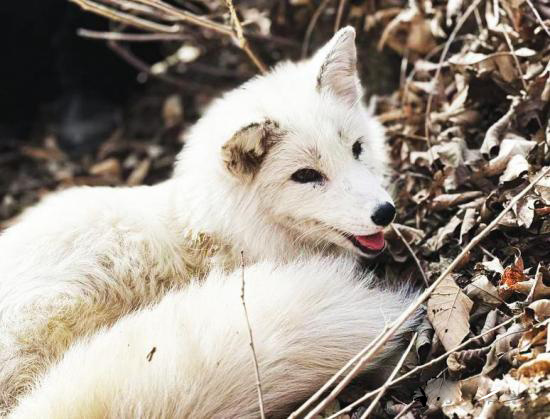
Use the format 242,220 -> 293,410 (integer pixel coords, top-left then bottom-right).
9,257 -> 419,419
0,27 -> 402,412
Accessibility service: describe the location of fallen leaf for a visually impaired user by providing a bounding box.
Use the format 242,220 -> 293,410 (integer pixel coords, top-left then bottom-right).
517,353 -> 550,379
527,299 -> 550,321
425,377 -> 461,409
480,98 -> 520,157
465,275 -> 502,306
500,154 -> 529,184
428,276 -> 474,351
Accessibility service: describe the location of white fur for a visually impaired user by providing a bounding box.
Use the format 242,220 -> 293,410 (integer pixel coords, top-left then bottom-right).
9,257 -> 418,419
0,27 -> 395,412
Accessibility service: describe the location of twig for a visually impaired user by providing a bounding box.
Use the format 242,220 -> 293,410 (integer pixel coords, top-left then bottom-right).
498,15 -> 543,129
526,0 -> 550,38
360,333 -> 418,418
240,251 -> 266,419
424,0 -> 483,163
71,0 -> 267,73
479,245 -> 498,260
131,0 -> 234,35
299,166 -> 550,418
302,0 -> 333,58
107,39 -> 190,88
327,314 -> 522,418
334,0 -> 347,33
386,129 -> 428,142
224,0 -> 267,74
287,325 -> 389,419
391,224 -> 429,287
393,400 -> 415,419
69,0 -> 181,33
497,4 -> 529,93
78,28 -> 188,41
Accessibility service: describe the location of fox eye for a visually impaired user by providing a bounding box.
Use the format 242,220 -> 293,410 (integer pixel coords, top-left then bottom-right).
352,140 -> 362,159
291,168 -> 324,183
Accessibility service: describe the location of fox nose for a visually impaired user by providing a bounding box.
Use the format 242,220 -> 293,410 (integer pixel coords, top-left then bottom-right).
371,202 -> 396,226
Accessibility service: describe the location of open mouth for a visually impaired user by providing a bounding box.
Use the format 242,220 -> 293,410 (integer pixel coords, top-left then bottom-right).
347,232 -> 386,254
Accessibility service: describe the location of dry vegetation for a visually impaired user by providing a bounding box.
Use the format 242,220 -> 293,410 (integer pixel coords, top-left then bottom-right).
1,1 -> 549,418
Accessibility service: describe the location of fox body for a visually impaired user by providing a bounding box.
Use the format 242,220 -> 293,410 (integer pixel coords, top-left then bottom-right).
0,27 -> 403,413
9,257 -> 418,419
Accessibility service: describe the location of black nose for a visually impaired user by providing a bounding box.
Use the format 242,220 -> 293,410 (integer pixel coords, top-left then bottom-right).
371,202 -> 396,226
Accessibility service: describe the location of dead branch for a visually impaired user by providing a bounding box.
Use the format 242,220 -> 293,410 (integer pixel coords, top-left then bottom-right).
334,0 -> 347,33
361,333 -> 418,418
70,0 -> 267,73
240,251 -> 266,419
424,0 -> 483,162
302,0 -> 333,58
287,325 -> 389,419
391,224 -> 429,287
328,313 -> 523,418
224,0 -> 267,74
78,28 -> 188,41
526,0 -> 550,38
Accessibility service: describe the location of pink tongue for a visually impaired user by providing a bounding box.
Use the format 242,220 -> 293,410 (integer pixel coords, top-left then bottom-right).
356,232 -> 385,251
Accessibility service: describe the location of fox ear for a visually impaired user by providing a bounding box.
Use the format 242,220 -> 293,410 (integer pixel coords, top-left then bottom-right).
221,120 -> 279,182
314,26 -> 361,106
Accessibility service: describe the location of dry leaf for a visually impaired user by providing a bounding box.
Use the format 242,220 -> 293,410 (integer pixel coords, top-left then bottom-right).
465,275 -> 501,306
500,154 -> 529,184
89,158 -> 121,178
425,377 -> 461,409
517,353 -> 550,378
480,98 -> 520,157
428,276 -> 474,351
527,264 -> 550,302
431,191 -> 483,211
527,299 -> 550,321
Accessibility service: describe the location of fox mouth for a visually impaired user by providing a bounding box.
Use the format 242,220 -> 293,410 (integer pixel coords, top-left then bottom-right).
347,232 -> 386,254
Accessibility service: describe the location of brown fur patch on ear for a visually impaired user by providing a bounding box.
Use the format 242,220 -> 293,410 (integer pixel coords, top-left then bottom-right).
221,120 -> 280,181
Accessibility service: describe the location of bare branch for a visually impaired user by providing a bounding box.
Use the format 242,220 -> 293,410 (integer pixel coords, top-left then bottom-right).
240,251 -> 266,419
302,0 -> 333,58
78,28 -> 188,42
70,0 -> 267,73
424,0 -> 483,163
224,0 -> 267,74
391,224 -> 429,287
328,314 -> 522,418
361,333 -> 418,418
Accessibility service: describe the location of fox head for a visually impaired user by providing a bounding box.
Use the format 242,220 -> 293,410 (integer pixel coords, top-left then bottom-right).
176,27 -> 394,258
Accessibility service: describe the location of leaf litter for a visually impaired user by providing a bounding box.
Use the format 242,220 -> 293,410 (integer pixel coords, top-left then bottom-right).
1,0 -> 549,418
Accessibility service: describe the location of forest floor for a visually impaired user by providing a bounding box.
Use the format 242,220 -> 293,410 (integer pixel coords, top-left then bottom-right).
1,1 -> 549,418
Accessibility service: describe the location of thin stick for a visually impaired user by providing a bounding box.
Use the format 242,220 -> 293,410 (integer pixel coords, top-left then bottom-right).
72,0 -> 267,73
302,0 -> 333,58
287,326 -> 389,419
498,6 -> 529,93
224,0 -> 267,74
526,0 -> 550,38
360,333 -> 418,418
424,0 -> 483,163
69,0 -> 181,33
327,314 -> 522,418
334,0 -> 347,33
78,28 -> 188,41
131,0 -> 234,35
391,224 -> 429,287
107,40 -> 190,88
240,251 -> 266,419
300,166 -> 550,418
393,400 -> 415,419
